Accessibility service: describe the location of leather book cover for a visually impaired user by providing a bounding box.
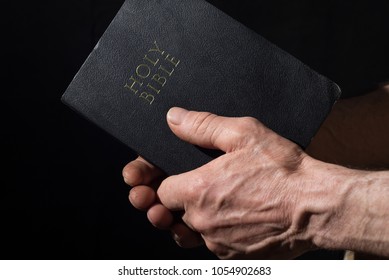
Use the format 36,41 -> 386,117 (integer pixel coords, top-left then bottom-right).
61,0 -> 341,175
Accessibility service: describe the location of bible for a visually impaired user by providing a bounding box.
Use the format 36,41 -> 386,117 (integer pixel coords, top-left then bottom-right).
61,0 -> 341,175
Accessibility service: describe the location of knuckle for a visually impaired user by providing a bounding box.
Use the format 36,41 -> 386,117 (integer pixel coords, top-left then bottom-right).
158,175 -> 174,192
233,117 -> 263,147
187,214 -> 209,233
204,240 -> 219,252
189,112 -> 217,137
238,116 -> 261,132
204,240 -> 231,259
192,171 -> 209,189
184,171 -> 208,199
157,176 -> 174,202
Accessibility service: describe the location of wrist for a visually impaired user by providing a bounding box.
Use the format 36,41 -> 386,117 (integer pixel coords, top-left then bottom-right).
291,157 -> 361,250
300,158 -> 389,256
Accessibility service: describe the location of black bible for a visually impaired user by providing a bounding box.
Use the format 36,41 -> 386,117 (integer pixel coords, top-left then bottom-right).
62,0 -> 341,175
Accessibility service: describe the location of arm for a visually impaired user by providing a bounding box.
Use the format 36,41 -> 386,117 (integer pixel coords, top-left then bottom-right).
306,84 -> 389,259
309,168 -> 389,257
306,84 -> 389,169
123,106 -> 389,259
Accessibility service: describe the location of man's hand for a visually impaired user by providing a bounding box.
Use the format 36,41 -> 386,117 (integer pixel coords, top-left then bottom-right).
123,107 -> 389,259
123,108 -> 339,259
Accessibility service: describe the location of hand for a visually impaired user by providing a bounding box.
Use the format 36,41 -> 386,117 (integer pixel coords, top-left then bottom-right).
158,108 -> 329,259
123,108 -> 382,259
123,156 -> 204,248
123,107 -> 342,259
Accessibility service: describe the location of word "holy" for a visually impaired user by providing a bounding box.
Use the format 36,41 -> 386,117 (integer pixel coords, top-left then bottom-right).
124,41 -> 180,105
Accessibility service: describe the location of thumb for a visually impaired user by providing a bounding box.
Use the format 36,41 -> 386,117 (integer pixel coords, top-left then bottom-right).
166,107 -> 261,152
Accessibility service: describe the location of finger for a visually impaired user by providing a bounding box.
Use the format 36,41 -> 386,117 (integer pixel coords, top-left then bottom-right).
147,204 -> 174,229
129,186 -> 156,211
122,156 -> 164,186
171,223 -> 204,248
157,172 -> 196,210
166,107 -> 266,152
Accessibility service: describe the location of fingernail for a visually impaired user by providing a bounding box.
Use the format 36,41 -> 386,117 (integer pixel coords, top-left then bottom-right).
172,231 -> 180,242
167,107 -> 188,125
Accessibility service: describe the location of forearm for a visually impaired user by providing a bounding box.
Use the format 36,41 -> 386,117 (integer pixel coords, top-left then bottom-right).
306,85 -> 389,169
305,160 -> 389,257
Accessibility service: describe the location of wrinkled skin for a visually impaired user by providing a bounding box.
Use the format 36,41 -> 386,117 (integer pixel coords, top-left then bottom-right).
123,104 -> 389,259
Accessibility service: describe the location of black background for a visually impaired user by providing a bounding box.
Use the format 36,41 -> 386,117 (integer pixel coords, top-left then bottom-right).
3,0 -> 388,260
